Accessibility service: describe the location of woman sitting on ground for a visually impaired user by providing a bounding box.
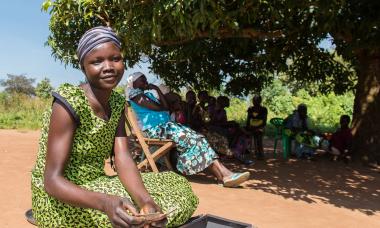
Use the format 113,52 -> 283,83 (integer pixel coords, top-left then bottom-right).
191,90 -> 211,131
184,90 -> 197,129
209,96 -> 253,164
127,72 -> 250,187
186,92 -> 233,158
329,115 -> 353,162
31,26 -> 198,227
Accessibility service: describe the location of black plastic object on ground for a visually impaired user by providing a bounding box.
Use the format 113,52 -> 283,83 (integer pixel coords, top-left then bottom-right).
180,214 -> 253,228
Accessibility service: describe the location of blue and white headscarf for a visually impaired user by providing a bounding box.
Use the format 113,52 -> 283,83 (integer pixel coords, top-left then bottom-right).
126,72 -> 145,99
76,26 -> 121,65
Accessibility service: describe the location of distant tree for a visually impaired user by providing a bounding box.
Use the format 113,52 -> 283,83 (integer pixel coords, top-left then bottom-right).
261,79 -> 294,117
35,78 -> 54,99
0,74 -> 35,96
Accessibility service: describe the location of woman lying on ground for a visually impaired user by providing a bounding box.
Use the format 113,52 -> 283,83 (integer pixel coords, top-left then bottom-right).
127,72 -> 250,187
31,26 -> 198,227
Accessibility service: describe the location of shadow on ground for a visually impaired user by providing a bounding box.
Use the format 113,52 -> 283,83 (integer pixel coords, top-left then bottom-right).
188,140 -> 380,216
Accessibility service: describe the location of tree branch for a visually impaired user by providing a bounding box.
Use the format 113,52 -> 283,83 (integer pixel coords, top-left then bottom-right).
154,28 -> 283,46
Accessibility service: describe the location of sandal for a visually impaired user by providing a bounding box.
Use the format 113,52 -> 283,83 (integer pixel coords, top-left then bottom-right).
222,172 -> 250,188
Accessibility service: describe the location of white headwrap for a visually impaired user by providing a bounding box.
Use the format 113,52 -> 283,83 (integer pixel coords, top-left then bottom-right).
127,72 -> 144,89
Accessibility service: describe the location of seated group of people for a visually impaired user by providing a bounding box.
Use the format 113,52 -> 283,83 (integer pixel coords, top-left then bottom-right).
284,104 -> 353,162
130,77 -> 270,165
127,72 -> 250,185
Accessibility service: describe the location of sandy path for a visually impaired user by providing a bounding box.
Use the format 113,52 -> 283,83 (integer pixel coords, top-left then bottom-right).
0,130 -> 379,227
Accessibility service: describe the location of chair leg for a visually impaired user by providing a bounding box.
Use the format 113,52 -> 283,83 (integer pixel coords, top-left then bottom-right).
137,156 -> 159,172
164,154 -> 174,171
273,137 -> 277,158
282,135 -> 289,160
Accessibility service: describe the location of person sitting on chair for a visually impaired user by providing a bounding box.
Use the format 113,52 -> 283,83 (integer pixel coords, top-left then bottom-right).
284,104 -> 320,159
184,90 -> 197,129
329,115 -> 353,162
246,95 -> 268,160
127,72 -> 250,187
167,92 -> 187,125
191,90 -> 211,132
209,96 -> 253,164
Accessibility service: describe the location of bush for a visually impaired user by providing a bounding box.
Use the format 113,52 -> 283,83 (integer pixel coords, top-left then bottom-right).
0,80 -> 354,134
0,92 -> 50,129
35,78 -> 54,99
226,80 -> 354,136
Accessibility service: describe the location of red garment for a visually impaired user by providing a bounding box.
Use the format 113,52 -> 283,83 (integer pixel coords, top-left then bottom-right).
331,128 -> 353,152
175,111 -> 186,124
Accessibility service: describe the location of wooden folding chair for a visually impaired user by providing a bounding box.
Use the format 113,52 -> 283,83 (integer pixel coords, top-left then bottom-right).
125,101 -> 175,173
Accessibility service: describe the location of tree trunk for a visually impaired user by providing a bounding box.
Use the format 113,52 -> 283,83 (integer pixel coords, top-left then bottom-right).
351,49 -> 380,164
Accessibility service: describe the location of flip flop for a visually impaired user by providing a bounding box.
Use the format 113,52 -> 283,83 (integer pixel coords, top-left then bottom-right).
223,172 -> 250,188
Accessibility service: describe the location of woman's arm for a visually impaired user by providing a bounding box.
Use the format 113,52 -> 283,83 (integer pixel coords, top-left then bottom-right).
245,108 -> 251,128
44,100 -> 107,210
132,93 -> 167,111
115,111 -> 166,226
262,107 -> 268,127
148,84 -> 169,110
114,112 -> 154,207
44,101 -> 144,227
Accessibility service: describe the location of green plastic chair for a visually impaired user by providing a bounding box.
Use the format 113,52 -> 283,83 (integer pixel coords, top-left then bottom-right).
270,118 -> 290,159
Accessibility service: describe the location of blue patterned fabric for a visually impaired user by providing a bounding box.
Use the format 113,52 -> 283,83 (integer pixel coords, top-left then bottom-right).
144,122 -> 218,175
128,87 -> 144,100
129,92 -> 170,131
129,91 -> 218,174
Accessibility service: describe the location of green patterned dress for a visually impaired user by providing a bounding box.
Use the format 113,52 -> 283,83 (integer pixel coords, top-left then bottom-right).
31,84 -> 198,227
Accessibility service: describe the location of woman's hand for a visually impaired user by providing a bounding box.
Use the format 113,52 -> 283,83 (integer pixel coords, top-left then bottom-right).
140,201 -> 167,228
103,195 -> 145,228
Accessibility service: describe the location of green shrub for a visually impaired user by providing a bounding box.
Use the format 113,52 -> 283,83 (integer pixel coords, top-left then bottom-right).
0,81 -> 354,134
226,80 -> 354,136
0,92 -> 50,129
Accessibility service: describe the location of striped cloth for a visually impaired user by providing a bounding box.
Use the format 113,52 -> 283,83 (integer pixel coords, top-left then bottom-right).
76,26 -> 121,64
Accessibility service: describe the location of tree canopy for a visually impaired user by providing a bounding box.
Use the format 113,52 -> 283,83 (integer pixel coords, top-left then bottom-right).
43,0 -> 380,161
43,0 -> 379,95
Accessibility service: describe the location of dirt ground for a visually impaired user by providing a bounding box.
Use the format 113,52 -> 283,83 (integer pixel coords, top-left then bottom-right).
0,129 -> 379,228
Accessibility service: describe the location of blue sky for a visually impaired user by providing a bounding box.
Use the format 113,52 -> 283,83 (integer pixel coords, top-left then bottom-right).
0,1 -> 333,90
0,1 -> 153,89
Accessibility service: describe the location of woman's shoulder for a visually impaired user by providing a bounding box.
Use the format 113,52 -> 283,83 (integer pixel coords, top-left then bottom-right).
260,106 -> 268,113
112,89 -> 126,102
55,83 -> 82,97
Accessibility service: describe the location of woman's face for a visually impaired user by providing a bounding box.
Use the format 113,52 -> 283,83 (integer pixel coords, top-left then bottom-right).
133,75 -> 149,90
186,92 -> 196,105
82,42 -> 124,90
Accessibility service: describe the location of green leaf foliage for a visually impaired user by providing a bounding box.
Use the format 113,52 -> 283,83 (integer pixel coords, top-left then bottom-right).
42,0 -> 379,95
0,92 -> 50,129
35,78 -> 54,99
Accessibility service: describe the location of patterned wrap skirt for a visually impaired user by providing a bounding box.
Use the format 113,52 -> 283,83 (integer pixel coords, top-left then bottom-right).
144,122 -> 218,175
